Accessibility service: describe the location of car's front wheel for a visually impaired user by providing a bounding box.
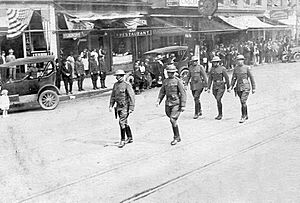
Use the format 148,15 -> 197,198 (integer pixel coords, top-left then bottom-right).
293,52 -> 300,62
180,69 -> 189,85
38,90 -> 59,110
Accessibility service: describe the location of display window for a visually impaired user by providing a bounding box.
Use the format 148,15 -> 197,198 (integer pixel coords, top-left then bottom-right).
112,37 -> 133,65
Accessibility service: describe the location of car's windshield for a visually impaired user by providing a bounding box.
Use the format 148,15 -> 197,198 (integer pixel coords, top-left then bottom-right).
0,60 -> 54,83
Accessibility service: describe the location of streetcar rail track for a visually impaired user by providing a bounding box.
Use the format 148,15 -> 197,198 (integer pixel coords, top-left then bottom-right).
16,105 -> 299,202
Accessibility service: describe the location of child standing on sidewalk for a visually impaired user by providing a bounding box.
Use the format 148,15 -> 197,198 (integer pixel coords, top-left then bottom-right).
0,89 -> 10,118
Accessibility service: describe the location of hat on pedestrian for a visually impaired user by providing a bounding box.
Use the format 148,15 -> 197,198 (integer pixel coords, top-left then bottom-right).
114,69 -> 126,76
190,56 -> 198,61
236,55 -> 245,60
211,56 -> 221,62
8,49 -> 14,53
166,64 -> 177,73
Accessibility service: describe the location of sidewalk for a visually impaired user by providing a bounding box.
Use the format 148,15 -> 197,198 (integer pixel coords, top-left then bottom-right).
59,74 -> 116,102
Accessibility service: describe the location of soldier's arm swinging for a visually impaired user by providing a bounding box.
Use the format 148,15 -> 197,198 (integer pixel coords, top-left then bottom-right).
177,79 -> 187,111
157,82 -> 166,105
126,83 -> 135,112
230,69 -> 237,90
222,68 -> 230,90
109,84 -> 116,109
247,67 -> 256,93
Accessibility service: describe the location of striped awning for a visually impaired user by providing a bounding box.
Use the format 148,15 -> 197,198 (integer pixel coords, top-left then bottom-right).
218,16 -> 287,30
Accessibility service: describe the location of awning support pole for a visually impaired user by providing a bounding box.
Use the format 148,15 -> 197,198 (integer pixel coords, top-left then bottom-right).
22,32 -> 28,72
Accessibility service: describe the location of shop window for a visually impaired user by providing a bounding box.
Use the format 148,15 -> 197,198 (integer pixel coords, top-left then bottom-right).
230,0 -> 238,5
256,0 -> 262,5
112,38 -> 133,65
244,0 -> 250,5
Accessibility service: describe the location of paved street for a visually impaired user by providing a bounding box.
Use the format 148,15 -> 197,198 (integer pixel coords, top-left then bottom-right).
1,62 -> 300,203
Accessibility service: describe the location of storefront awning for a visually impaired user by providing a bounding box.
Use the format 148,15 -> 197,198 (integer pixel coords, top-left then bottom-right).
195,17 -> 240,33
218,16 -> 287,30
151,17 -> 190,36
67,11 -> 144,21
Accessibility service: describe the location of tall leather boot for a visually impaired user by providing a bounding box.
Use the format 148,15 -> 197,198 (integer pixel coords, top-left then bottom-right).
245,106 -> 248,120
198,102 -> 202,116
100,80 -> 105,88
215,102 -> 222,120
193,102 -> 199,119
239,106 -> 246,123
118,127 -> 126,148
92,80 -> 96,90
125,125 -> 133,144
171,126 -> 181,145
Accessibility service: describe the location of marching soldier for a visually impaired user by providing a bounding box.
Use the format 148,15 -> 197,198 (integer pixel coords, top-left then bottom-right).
230,54 -> 256,123
156,64 -> 187,145
186,56 -> 208,119
109,70 -> 135,148
207,56 -> 230,120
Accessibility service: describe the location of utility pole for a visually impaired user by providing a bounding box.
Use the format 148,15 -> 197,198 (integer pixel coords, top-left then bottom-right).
297,0 -> 300,45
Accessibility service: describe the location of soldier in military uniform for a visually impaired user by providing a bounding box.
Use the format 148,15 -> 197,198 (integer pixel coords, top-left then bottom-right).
156,64 -> 187,145
207,56 -> 230,120
186,56 -> 208,119
230,55 -> 256,123
109,70 -> 135,148
90,54 -> 100,90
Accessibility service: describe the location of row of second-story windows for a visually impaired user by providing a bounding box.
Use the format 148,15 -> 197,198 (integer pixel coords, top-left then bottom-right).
217,0 -> 262,6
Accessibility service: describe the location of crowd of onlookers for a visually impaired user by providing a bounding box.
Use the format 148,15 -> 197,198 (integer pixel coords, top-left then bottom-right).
55,48 -> 109,95
199,37 -> 294,72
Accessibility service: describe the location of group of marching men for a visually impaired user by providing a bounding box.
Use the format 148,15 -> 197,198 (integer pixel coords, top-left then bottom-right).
109,54 -> 256,148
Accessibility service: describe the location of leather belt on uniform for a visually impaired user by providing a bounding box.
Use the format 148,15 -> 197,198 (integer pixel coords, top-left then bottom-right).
214,80 -> 224,82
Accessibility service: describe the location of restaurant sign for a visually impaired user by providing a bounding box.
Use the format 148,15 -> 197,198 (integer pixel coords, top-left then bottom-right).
114,30 -> 152,38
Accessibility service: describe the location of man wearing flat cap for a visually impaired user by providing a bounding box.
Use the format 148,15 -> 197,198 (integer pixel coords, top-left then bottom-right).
156,64 -> 187,146
207,56 -> 230,120
186,56 -> 208,119
230,54 -> 256,123
109,70 -> 135,148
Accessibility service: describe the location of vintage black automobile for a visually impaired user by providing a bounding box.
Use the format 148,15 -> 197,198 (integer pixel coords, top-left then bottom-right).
0,55 -> 60,110
142,45 -> 190,84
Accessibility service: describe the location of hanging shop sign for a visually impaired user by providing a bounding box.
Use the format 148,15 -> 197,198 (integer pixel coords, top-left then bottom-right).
114,30 -> 152,38
63,31 -> 87,39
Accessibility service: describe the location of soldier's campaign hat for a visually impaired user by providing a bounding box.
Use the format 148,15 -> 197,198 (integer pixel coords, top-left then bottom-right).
166,64 -> 177,72
236,54 -> 245,60
211,56 -> 221,62
114,69 -> 126,76
190,56 -> 198,61
8,49 -> 14,53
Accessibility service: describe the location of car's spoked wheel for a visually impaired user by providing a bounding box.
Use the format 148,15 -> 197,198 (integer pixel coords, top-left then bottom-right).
293,53 -> 300,62
38,90 -> 59,110
180,69 -> 189,85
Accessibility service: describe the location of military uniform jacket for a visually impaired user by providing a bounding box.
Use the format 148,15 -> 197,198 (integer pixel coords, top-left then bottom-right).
231,65 -> 255,92
89,59 -> 99,74
186,64 -> 208,90
75,61 -> 85,75
99,60 -> 108,72
110,81 -> 135,111
158,77 -> 187,107
208,65 -> 230,90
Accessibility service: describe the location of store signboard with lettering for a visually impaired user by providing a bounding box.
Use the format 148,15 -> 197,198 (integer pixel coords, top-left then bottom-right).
166,0 -> 198,7
114,30 -> 152,38
63,32 -> 87,39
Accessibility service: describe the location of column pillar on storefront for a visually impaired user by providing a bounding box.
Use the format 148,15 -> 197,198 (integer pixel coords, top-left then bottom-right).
48,4 -> 58,58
